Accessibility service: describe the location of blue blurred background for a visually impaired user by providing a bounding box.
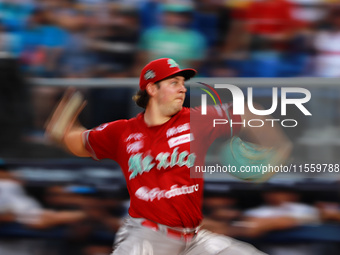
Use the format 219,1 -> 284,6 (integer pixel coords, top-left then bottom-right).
2,0 -> 340,254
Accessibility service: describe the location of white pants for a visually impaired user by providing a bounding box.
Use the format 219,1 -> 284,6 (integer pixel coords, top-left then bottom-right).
112,217 -> 267,255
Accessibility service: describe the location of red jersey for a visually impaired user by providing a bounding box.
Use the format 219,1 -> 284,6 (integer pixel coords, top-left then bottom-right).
83,105 -> 241,228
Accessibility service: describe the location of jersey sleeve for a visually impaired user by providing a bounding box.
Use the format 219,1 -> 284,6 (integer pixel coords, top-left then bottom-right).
191,103 -> 242,143
83,120 -> 127,161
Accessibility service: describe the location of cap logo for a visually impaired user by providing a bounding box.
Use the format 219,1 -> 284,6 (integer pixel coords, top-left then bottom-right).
168,59 -> 179,68
144,70 -> 156,80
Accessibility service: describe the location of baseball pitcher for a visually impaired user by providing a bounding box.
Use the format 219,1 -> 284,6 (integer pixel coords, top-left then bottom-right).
46,58 -> 292,255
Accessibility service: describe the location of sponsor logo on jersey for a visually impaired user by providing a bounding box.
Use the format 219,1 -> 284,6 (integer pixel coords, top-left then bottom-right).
127,141 -> 144,153
135,184 -> 199,201
128,147 -> 196,179
126,133 -> 144,142
95,123 -> 109,131
168,133 -> 193,148
166,123 -> 190,138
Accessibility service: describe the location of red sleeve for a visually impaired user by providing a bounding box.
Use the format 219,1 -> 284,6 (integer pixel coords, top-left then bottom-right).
191,103 -> 242,144
83,120 -> 128,161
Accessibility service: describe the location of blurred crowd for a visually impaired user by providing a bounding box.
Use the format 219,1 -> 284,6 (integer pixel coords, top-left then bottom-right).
1,0 -> 340,79
1,0 -> 340,150
2,1 -> 340,254
202,184 -> 340,255
2,160 -> 340,255
0,160 -> 126,255
1,0 -> 340,151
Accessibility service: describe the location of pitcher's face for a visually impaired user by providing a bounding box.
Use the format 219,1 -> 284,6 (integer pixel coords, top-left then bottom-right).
155,76 -> 187,116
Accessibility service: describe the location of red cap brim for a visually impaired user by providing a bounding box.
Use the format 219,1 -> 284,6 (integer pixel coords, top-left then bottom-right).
157,68 -> 197,83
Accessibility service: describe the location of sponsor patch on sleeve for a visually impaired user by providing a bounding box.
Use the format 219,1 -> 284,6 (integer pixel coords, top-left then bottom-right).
168,133 -> 194,148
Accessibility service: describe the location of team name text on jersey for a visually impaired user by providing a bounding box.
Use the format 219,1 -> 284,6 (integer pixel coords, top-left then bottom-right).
128,147 -> 196,179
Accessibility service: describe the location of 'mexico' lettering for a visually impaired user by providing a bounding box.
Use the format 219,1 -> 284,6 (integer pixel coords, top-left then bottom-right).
128,147 -> 196,179
128,154 -> 155,179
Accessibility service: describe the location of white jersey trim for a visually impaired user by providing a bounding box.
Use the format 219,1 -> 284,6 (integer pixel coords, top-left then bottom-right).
83,130 -> 99,161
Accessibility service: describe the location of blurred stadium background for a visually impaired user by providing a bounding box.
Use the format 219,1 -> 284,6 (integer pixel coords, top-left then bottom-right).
1,0 -> 340,254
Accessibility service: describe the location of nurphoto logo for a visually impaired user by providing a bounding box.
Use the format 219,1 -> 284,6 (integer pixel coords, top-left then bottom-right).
198,82 -> 312,128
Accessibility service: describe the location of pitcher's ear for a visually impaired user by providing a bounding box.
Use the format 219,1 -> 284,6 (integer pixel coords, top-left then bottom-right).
146,82 -> 158,96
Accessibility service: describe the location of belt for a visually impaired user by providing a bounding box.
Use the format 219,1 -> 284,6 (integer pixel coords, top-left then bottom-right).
141,219 -> 200,242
